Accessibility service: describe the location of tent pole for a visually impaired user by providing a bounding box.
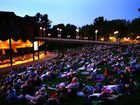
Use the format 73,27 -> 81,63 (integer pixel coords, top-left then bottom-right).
33,42 -> 35,61
38,41 -> 39,60
9,38 -> 12,66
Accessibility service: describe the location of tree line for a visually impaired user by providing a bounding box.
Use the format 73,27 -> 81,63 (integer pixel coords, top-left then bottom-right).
50,16 -> 140,41
0,12 -> 140,41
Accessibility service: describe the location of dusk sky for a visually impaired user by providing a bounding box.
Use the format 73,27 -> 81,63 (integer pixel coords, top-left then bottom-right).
0,0 -> 140,27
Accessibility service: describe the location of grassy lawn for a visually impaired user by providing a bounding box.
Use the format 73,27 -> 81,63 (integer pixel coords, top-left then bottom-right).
1,70 -> 140,105
0,45 -> 140,105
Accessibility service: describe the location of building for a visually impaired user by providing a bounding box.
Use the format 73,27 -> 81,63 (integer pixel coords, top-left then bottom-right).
0,11 -> 39,41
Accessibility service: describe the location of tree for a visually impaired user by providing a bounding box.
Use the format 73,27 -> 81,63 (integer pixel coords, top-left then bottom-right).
93,17 -> 109,39
92,17 -> 129,40
80,24 -> 94,39
65,24 -> 77,39
34,13 -> 52,37
51,24 -> 65,38
35,13 -> 42,23
109,19 -> 128,38
128,17 -> 140,38
42,14 -> 52,28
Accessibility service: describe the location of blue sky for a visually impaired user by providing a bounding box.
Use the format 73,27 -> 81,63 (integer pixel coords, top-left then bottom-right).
0,0 -> 140,27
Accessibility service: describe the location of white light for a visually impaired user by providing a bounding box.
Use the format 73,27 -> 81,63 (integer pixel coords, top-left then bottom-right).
84,37 -> 88,39
48,33 -> 51,36
34,41 -> 38,51
40,27 -> 42,30
60,29 -> 62,31
101,38 -> 104,41
43,28 -> 46,30
57,28 -> 59,31
67,35 -> 70,38
58,34 -> 61,37
136,36 -> 140,39
76,29 -> 79,32
114,31 -> 119,34
95,30 -> 98,33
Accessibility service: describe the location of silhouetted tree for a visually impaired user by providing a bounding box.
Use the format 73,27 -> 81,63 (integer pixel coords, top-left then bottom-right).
42,14 -> 52,28
35,13 -> 42,23
80,24 -> 94,39
128,17 -> 140,38
65,24 -> 77,39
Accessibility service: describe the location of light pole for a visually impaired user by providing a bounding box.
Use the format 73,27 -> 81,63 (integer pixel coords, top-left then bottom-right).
48,33 -> 51,37
40,27 -> 42,37
9,21 -> 13,66
43,28 -> 46,37
76,29 -> 79,39
32,41 -> 35,61
67,35 -> 71,38
95,30 -> 98,41
114,31 -> 119,42
57,28 -> 59,37
59,29 -> 62,38
136,36 -> 140,39
136,36 -> 140,43
100,37 -> 104,41
9,38 -> 12,66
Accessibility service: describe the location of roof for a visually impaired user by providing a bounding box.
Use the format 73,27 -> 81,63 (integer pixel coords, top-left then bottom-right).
0,11 -> 16,18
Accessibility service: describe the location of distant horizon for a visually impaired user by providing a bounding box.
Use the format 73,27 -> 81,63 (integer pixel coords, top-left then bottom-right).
0,0 -> 140,27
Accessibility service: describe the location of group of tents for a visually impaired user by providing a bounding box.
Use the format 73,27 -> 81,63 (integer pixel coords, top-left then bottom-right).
0,39 -> 33,54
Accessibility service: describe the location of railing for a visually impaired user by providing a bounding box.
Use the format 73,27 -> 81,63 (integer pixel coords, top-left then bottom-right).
35,37 -> 137,45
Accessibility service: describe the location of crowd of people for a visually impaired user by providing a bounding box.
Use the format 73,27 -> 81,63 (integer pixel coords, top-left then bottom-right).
0,44 -> 140,105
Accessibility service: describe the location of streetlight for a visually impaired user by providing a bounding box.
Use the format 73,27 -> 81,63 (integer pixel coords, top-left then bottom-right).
76,29 -> 79,39
100,37 -> 104,41
57,28 -> 62,38
136,36 -> 140,39
43,28 -> 46,37
136,36 -> 140,43
67,35 -> 71,38
58,34 -> 61,38
95,30 -> 98,41
114,31 -> 119,42
40,27 -> 42,37
59,29 -> 62,38
48,33 -> 51,37
114,31 -> 119,34
57,28 -> 60,37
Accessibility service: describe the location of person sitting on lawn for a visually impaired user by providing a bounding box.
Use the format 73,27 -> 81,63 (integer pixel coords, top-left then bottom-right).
125,78 -> 137,94
34,75 -> 42,87
25,87 -> 48,105
5,85 -> 23,104
66,77 -> 79,96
